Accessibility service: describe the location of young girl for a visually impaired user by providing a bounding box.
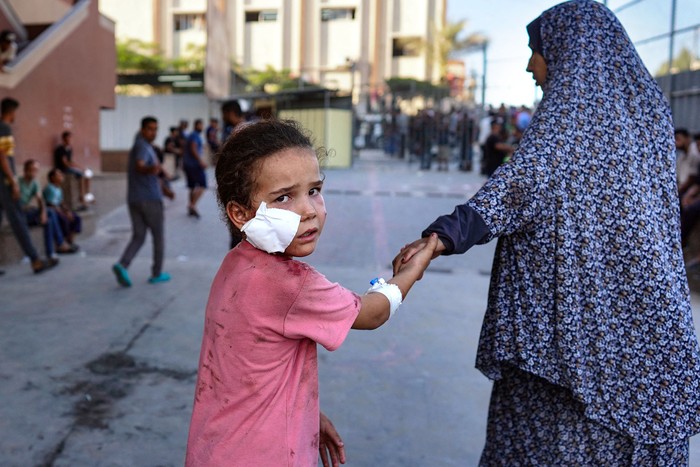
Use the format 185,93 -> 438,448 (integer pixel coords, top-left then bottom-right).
185,119 -> 437,466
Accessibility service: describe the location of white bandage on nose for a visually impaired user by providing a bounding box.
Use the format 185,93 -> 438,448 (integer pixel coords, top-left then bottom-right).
241,201 -> 301,254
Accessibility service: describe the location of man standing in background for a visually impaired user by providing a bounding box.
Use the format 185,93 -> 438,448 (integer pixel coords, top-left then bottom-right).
112,116 -> 170,287
54,130 -> 94,209
184,118 -> 206,219
0,97 -> 54,274
205,118 -> 220,165
220,100 -> 243,144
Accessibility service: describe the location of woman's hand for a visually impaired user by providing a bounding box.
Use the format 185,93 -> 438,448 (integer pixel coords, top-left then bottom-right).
392,235 -> 446,276
319,411 -> 346,467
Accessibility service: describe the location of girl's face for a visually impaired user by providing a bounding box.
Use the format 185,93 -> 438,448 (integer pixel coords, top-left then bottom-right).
249,147 -> 326,258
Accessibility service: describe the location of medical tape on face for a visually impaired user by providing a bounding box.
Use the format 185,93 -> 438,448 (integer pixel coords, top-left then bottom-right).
241,201 -> 301,254
366,278 -> 403,317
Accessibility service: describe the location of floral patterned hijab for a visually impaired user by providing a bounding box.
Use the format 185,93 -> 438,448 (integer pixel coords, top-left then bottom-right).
526,16 -> 543,55
468,0 -> 700,444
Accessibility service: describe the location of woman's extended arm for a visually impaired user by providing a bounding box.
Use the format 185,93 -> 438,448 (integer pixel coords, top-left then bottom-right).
393,204 -> 490,275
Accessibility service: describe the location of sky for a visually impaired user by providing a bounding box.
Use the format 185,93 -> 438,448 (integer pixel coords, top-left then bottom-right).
447,0 -> 700,108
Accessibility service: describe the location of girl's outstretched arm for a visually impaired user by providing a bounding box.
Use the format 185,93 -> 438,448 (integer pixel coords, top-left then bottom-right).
353,233 -> 439,330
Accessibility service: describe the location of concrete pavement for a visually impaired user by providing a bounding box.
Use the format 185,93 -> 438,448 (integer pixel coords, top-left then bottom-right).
1,150 -> 700,466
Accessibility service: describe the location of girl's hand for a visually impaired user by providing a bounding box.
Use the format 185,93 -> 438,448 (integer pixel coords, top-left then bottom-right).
319,411 -> 346,467
392,234 -> 445,276
394,233 -> 439,279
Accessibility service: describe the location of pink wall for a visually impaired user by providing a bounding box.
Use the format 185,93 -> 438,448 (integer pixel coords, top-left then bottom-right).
0,0 -> 115,174
0,16 -> 15,34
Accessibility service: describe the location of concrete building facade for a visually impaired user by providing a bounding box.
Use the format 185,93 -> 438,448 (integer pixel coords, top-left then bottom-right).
100,0 -> 446,104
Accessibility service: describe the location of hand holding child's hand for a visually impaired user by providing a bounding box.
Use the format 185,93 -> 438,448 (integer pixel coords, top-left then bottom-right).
319,411 -> 346,467
393,233 -> 441,279
392,233 -> 444,277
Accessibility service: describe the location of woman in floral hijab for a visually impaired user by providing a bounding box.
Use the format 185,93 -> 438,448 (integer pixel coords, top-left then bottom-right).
395,0 -> 700,464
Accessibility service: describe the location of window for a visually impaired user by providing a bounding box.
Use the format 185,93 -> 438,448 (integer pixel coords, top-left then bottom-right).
174,13 -> 205,32
392,37 -> 421,57
321,8 -> 356,21
245,10 -> 278,22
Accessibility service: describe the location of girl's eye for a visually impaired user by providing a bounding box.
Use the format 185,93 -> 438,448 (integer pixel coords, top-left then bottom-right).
275,194 -> 290,203
309,187 -> 321,196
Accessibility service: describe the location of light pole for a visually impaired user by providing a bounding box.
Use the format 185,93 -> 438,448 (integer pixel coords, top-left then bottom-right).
668,0 -> 678,114
463,39 -> 489,110
480,41 -> 488,109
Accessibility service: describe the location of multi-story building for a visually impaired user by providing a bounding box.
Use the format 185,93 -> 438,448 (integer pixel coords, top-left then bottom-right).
231,0 -> 446,98
100,0 -> 447,105
100,0 -> 207,60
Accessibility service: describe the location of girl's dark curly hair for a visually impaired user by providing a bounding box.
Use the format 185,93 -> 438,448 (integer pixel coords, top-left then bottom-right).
215,118 -> 318,238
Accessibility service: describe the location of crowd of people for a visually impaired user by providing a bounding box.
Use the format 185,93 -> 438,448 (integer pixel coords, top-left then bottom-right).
476,104 -> 532,177
378,107 -> 475,171
0,98 -> 92,276
110,99 -> 245,287
0,95 -> 251,281
375,103 -> 533,176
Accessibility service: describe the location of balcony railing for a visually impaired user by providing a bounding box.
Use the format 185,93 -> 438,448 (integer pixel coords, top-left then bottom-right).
0,0 -> 90,89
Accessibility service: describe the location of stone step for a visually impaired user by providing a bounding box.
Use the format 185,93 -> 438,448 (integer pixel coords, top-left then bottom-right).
0,170 -> 127,265
0,209 -> 96,264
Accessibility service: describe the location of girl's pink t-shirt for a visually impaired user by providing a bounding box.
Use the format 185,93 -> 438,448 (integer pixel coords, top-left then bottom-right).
186,241 -> 361,466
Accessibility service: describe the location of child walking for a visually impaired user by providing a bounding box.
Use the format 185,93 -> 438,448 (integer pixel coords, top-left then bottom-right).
185,119 -> 437,466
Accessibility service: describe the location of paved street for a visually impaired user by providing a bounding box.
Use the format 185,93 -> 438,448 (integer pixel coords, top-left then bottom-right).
2,150 -> 700,466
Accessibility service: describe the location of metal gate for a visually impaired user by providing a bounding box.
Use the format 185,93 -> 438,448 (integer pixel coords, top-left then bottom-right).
657,70 -> 700,133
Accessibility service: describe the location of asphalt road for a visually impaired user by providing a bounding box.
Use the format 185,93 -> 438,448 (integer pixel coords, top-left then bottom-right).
1,151 -> 699,466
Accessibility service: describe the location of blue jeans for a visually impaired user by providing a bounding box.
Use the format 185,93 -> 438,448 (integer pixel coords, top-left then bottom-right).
24,207 -> 65,257
0,177 -> 39,261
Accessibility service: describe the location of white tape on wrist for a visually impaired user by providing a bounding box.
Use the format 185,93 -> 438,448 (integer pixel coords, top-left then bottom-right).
366,278 -> 403,316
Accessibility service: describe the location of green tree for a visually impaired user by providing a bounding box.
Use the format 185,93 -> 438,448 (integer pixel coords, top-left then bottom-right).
117,39 -> 206,74
244,65 -> 312,93
116,38 -> 167,73
401,20 -> 487,82
385,77 -> 449,99
429,20 -> 488,80
656,46 -> 698,76
168,43 -> 205,72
